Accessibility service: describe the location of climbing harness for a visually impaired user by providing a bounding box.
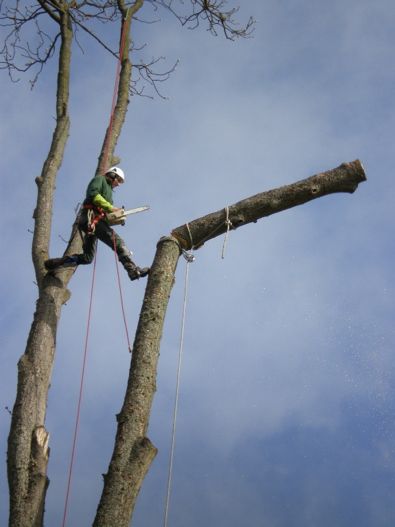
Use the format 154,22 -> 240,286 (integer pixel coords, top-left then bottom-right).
83,204 -> 106,234
83,204 -> 150,232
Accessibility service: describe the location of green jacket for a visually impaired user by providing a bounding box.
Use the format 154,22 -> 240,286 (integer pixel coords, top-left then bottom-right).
84,175 -> 114,212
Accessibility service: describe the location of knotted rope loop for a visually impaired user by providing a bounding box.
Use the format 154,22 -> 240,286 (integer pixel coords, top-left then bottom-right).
221,206 -> 233,259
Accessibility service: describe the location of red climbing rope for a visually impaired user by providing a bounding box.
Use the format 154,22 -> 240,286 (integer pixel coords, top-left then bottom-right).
112,231 -> 133,353
102,14 -> 130,173
61,250 -> 98,527
62,13 -> 130,526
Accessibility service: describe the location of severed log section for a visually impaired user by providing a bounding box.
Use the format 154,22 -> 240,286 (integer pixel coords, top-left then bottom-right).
171,160 -> 366,250
94,160 -> 366,527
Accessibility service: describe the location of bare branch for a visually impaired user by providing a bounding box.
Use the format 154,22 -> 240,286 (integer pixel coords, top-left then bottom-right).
0,0 -> 122,85
70,1 -> 118,23
153,0 -> 255,40
131,55 -> 178,98
69,12 -> 119,58
37,0 -> 61,22
0,1 -> 61,84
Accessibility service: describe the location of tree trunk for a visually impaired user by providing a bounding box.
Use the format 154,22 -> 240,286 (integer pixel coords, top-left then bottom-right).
7,3 -> 144,526
93,236 -> 179,526
7,11 -> 73,527
95,160 -> 366,526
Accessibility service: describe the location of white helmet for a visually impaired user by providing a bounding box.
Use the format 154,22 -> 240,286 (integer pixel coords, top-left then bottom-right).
106,166 -> 125,183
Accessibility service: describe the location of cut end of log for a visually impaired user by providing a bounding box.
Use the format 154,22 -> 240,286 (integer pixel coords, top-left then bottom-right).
344,159 -> 367,183
354,159 -> 367,181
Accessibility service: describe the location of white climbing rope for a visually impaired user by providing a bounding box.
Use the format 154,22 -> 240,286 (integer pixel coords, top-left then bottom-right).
163,210 -> 233,525
163,254 -> 192,527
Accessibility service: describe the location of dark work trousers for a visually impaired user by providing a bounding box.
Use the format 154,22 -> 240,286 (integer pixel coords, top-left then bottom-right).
75,210 -> 135,268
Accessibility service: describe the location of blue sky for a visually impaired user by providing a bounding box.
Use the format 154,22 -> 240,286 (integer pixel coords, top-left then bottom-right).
1,1 -> 395,526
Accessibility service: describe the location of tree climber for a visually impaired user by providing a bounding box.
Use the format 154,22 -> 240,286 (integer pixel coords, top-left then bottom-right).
45,167 -> 150,281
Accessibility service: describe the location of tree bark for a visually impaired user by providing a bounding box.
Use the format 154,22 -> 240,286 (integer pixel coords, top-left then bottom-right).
93,236 -> 179,526
95,160 -> 366,526
172,160 -> 366,250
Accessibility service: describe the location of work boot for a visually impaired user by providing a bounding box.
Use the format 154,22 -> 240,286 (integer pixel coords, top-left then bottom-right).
44,256 -> 77,270
124,263 -> 150,281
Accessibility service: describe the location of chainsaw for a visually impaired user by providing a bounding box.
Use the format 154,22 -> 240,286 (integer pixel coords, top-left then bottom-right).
106,206 -> 149,226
